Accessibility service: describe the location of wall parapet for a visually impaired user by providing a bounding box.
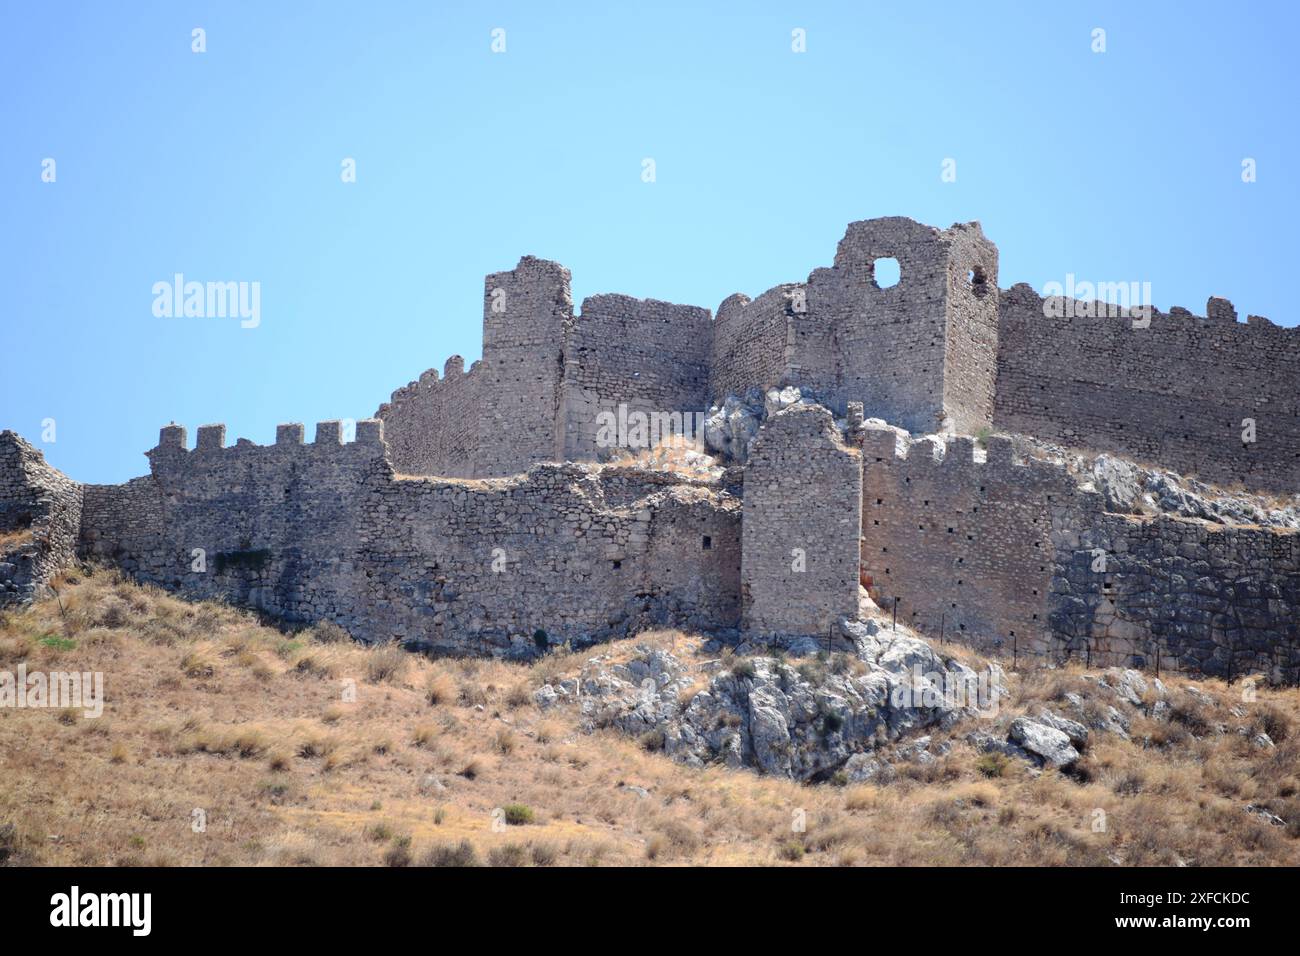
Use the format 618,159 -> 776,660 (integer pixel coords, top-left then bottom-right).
146,420 -> 388,477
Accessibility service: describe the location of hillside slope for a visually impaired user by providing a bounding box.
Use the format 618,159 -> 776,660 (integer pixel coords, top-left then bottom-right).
1,568 -> 1297,867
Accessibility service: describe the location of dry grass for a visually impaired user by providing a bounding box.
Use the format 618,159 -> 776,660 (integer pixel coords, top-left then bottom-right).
0,569 -> 1298,866
0,528 -> 34,553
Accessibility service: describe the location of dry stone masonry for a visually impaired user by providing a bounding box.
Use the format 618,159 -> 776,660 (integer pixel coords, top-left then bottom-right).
3,216 -> 1297,679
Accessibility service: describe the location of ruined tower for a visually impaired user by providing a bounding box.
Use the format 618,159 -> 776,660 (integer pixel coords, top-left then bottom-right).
709,218 -> 999,436
810,217 -> 999,434
473,256 -> 574,475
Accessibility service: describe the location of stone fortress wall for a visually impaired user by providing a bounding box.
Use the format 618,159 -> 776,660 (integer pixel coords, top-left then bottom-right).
3,216 -> 1298,678
0,434 -> 83,605
858,427 -> 1082,655
995,284 -> 1300,494
56,421 -> 741,654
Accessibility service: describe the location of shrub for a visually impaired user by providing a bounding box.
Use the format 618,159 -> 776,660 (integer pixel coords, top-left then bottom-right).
488,843 -> 529,867
383,843 -> 412,867
976,752 -> 1009,779
798,662 -> 826,684
0,823 -> 19,864
310,621 -> 351,644
779,840 -> 806,862
731,658 -> 757,680
504,683 -> 532,709
1169,693 -> 1212,736
180,651 -> 214,679
501,803 -> 534,826
418,839 -> 478,867
296,735 -> 336,759
1254,704 -> 1291,744
365,822 -> 394,843
639,729 -> 666,752
259,780 -> 291,803
425,674 -> 456,706
366,642 -> 408,684
530,842 -> 558,866
1113,770 -> 1145,795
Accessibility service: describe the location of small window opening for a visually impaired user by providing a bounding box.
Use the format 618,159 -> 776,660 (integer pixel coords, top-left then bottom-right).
872,257 -> 901,289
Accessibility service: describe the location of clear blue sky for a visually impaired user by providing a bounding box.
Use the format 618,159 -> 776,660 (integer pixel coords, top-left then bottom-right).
2,1 -> 1294,483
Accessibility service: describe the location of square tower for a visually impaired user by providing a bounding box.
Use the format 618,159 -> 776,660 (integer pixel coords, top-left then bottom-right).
797,217 -> 999,435
473,256 -> 574,476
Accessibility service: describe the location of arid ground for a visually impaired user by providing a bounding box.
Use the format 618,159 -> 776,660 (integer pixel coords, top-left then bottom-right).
1,568 -> 1297,867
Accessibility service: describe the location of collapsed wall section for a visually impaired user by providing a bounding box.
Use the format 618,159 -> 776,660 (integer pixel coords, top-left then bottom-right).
0,431 -> 84,605
859,428 -> 1074,653
711,218 -> 999,436
995,285 -> 1300,493
742,404 -> 862,639
561,294 -> 712,460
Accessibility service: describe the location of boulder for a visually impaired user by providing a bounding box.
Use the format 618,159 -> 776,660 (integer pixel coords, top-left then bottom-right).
1009,717 -> 1080,769
1035,710 -> 1090,748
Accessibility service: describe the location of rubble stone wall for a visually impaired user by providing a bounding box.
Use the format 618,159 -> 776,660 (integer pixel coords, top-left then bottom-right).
742,405 -> 862,638
0,432 -> 84,605
560,294 -> 712,461
76,422 -> 740,654
995,284 -> 1300,493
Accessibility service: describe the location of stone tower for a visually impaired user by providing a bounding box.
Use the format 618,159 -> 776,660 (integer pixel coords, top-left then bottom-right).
805,217 -> 999,435
474,256 -> 574,475
708,217 -> 999,436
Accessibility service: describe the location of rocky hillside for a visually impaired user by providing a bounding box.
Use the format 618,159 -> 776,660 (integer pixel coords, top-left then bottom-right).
1,569 -> 1297,866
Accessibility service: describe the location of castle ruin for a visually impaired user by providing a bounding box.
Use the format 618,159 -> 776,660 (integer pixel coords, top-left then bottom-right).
3,217 -> 1298,679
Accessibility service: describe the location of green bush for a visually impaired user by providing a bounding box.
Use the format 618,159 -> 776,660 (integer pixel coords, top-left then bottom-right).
502,803 -> 534,826
976,752 -> 1008,778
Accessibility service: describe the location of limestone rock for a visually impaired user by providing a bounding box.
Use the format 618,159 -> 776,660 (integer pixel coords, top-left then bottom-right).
1009,717 -> 1080,769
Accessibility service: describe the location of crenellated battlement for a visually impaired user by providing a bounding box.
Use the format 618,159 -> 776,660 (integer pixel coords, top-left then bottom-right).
997,279 -> 1300,493
381,354 -> 481,414
859,425 -> 1055,480
146,419 -> 388,477
1002,282 -> 1293,338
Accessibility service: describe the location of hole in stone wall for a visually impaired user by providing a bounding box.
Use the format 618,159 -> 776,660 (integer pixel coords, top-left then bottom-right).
872,257 -> 901,289
967,266 -> 990,297
702,535 -> 712,551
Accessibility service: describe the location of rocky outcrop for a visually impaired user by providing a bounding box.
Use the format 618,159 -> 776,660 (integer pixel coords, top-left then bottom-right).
536,618 -> 1006,782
